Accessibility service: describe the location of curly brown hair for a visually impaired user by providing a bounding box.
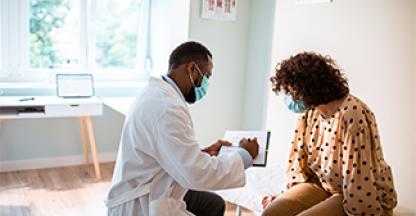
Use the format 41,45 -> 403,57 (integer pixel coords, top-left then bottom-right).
271,52 -> 349,108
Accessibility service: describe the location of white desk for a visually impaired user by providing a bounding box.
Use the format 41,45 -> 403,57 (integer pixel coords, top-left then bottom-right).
0,96 -> 103,180
102,97 -> 136,116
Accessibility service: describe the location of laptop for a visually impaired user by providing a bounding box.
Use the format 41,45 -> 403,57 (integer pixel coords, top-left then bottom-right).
56,74 -> 95,98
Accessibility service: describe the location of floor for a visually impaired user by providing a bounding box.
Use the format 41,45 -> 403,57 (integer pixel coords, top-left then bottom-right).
0,162 -> 255,216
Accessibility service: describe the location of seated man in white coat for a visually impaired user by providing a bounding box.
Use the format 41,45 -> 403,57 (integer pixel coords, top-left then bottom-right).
105,41 -> 259,216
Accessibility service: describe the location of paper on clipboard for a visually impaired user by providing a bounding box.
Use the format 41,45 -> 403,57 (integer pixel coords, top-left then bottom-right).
219,130 -> 270,167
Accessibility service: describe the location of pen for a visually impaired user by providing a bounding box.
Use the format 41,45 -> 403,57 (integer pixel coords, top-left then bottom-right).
19,97 -> 35,102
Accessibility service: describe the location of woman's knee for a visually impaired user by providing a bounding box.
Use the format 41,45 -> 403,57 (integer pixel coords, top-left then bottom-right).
262,205 -> 279,216
261,183 -> 329,216
261,198 -> 300,216
262,205 -> 282,216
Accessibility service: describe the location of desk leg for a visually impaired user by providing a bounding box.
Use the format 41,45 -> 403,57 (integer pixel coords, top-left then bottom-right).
79,118 -> 90,164
84,116 -> 102,180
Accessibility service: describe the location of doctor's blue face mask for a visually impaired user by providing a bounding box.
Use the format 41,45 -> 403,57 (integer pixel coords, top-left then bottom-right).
283,92 -> 308,114
189,64 -> 209,102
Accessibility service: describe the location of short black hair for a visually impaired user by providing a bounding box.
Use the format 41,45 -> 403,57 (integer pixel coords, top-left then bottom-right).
169,41 -> 212,70
271,52 -> 349,108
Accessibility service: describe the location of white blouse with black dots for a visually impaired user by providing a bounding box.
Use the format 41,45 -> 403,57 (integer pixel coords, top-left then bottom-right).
286,95 -> 397,216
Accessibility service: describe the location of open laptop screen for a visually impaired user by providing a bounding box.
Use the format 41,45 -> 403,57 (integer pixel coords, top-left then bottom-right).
56,74 -> 94,98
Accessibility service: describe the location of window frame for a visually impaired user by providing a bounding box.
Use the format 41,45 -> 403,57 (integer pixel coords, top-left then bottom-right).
0,1 -> 2,73
0,0 -> 152,83
0,0 -> 9,79
85,0 -> 152,82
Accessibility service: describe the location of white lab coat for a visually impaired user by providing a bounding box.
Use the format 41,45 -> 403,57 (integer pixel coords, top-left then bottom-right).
105,77 -> 246,216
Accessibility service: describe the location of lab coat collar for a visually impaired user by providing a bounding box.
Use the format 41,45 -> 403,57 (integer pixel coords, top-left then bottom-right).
152,75 -> 186,103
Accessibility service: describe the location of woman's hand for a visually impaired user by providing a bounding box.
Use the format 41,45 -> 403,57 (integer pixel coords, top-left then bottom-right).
261,194 -> 278,209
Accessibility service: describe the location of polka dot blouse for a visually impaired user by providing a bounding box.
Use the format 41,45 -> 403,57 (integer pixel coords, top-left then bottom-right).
286,95 -> 397,216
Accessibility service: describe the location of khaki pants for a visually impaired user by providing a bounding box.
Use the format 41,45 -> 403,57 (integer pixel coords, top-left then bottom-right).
262,183 -> 393,216
262,182 -> 346,216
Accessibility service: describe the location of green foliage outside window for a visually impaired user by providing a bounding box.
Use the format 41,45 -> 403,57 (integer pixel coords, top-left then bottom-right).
29,0 -> 141,70
95,0 -> 140,69
30,0 -> 70,69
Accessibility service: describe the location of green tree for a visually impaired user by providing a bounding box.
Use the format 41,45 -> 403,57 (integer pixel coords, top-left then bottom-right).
95,0 -> 140,69
30,0 -> 70,68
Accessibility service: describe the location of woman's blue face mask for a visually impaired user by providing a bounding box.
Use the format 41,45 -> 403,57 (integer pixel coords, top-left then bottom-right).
283,92 -> 308,114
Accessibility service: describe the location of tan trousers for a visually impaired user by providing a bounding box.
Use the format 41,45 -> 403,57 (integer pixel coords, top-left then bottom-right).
262,183 -> 393,216
262,183 -> 346,216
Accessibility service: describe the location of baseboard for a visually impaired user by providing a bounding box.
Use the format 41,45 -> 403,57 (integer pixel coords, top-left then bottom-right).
0,152 -> 117,173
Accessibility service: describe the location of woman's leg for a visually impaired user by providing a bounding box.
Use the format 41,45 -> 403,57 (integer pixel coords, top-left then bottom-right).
297,193 -> 346,216
262,183 -> 330,216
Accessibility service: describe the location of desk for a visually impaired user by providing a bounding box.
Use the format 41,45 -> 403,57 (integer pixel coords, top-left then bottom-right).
101,97 -> 136,116
0,96 -> 103,180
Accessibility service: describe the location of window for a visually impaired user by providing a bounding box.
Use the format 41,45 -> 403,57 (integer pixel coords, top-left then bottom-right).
0,1 -> 3,72
0,0 -> 152,83
0,0 -> 8,75
0,0 -> 190,84
29,0 -> 81,70
89,0 -> 150,81
93,0 -> 141,70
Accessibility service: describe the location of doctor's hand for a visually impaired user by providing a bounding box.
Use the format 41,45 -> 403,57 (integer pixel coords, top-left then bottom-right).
239,137 -> 259,159
202,139 -> 232,156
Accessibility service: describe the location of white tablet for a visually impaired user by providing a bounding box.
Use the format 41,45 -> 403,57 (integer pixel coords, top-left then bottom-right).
56,74 -> 94,98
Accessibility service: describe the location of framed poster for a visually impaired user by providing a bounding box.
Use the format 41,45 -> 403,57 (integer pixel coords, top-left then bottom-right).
201,0 -> 237,21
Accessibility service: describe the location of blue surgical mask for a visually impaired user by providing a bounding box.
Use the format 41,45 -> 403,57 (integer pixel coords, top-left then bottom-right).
283,93 -> 308,114
190,64 -> 209,102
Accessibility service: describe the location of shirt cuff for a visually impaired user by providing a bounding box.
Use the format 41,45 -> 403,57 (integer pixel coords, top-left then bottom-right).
236,148 -> 253,169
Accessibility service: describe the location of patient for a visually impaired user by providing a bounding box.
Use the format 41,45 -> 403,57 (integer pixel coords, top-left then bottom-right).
262,52 -> 397,216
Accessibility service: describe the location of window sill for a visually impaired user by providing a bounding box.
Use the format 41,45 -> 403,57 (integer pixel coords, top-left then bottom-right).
0,82 -> 55,89
0,81 -> 147,96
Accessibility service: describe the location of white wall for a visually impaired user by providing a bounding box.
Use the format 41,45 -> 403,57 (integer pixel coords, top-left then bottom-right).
188,0 -> 252,147
266,0 -> 416,213
242,0 -> 276,130
241,0 -> 276,130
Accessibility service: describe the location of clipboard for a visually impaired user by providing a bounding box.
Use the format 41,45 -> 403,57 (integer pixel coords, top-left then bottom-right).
219,130 -> 271,167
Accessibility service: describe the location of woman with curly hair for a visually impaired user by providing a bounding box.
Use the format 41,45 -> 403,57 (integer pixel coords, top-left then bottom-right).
262,52 -> 397,216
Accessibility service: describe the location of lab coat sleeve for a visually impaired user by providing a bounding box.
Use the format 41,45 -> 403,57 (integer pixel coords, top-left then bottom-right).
151,105 -> 246,191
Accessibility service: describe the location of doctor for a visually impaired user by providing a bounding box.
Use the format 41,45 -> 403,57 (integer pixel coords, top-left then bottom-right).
105,41 -> 259,216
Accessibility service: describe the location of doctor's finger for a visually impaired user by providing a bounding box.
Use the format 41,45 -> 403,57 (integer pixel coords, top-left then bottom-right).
262,196 -> 272,209
217,139 -> 232,145
261,195 -> 269,203
221,142 -> 232,147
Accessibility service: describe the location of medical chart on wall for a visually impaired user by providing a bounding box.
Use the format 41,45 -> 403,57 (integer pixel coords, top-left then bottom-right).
201,0 -> 237,21
219,130 -> 271,167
